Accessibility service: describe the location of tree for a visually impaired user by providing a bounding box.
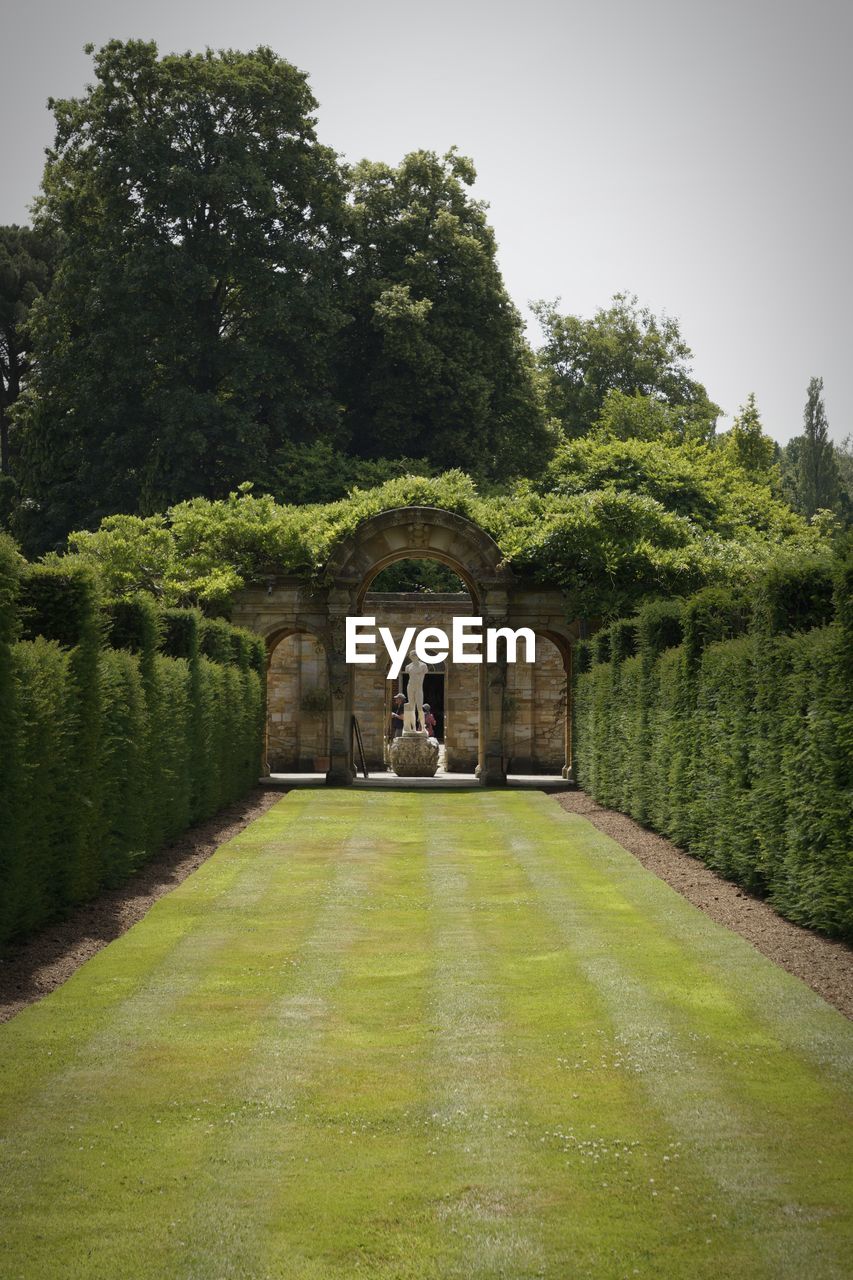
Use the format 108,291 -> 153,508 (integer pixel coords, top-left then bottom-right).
14,40 -> 347,552
779,428 -> 849,526
721,393 -> 776,476
799,377 -> 840,518
0,226 -> 56,493
533,293 -> 719,441
340,149 -> 550,478
593,390 -> 687,442
834,435 -> 853,523
778,435 -> 803,511
265,440 -> 433,506
544,428 -> 805,540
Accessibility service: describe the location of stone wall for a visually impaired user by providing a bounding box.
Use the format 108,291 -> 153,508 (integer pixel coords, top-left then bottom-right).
444,660 -> 480,773
267,633 -> 329,771
503,636 -> 566,773
267,594 -> 567,774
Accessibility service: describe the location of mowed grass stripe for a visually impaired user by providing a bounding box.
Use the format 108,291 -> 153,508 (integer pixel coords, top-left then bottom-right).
536,799 -> 853,1083
0,793 -> 367,1278
178,798 -> 393,1278
510,798 -> 853,1165
485,793 -> 853,1277
0,789 -> 851,1280
257,794 -> 449,1279
425,808 -> 546,1278
0,790 -> 320,1122
456,797 -> 778,1279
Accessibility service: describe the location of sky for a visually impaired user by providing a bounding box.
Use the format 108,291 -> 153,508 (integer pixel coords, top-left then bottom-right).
2,0 -> 851,444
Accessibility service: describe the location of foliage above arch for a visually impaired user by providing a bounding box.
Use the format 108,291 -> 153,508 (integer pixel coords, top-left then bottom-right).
61,458 -> 831,619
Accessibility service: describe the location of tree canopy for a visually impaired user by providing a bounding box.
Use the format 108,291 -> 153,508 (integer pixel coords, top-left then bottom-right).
0,226 -> 56,522
718,393 -> 777,477
544,428 -> 801,540
340,149 -> 549,476
534,293 -> 719,441
9,44 -> 558,550
2,36 -> 840,610
798,377 -> 840,518
14,40 -> 347,550
777,379 -> 848,526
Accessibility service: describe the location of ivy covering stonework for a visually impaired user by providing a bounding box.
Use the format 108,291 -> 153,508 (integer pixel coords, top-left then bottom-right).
62,450 -> 830,618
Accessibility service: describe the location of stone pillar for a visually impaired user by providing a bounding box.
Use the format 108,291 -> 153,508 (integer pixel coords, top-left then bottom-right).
261,645 -> 272,777
325,600 -> 355,786
562,644 -> 574,780
478,596 -> 508,786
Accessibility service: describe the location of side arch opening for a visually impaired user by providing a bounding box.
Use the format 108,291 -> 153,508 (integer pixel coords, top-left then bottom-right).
266,630 -> 330,773
503,631 -> 571,776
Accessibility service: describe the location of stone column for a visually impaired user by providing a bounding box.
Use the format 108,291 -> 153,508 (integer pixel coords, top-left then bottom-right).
478,594 -> 509,786
261,644 -> 272,777
325,599 -> 355,786
562,644 -> 574,780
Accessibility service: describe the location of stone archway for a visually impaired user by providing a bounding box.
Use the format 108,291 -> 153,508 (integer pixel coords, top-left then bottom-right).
230,503 -> 581,786
325,506 -> 511,607
323,508 -> 514,785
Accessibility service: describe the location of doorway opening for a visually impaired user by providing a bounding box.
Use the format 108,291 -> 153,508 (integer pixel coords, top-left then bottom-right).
354,558 -> 477,773
422,665 -> 445,739
386,662 -> 445,736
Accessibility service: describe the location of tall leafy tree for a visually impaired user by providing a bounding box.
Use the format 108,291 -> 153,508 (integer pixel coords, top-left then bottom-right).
798,376 -> 840,517
340,149 -> 550,478
0,226 -> 56,479
722,393 -> 776,476
533,293 -> 718,441
834,435 -> 853,523
779,431 -> 849,525
15,40 -> 347,551
778,435 -> 803,510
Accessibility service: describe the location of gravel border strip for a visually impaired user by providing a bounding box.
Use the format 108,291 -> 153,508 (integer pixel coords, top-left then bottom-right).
553,790 -> 853,1020
0,788 -> 283,1023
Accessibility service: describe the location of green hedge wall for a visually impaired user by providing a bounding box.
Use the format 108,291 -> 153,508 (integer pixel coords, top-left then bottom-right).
574,561 -> 853,940
0,535 -> 266,948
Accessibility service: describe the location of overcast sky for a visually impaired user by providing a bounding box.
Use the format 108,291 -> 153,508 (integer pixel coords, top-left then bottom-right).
2,0 -> 850,443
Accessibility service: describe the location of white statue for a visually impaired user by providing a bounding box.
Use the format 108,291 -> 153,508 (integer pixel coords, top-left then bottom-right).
404,650 -> 428,735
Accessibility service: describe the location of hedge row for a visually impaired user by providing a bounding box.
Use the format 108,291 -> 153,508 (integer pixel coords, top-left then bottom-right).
0,537 -> 266,947
573,559 -> 853,940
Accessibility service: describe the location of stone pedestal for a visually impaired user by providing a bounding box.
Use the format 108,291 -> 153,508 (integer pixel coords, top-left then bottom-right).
389,732 -> 439,778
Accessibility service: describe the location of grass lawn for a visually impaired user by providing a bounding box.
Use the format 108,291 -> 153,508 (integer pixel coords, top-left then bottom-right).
1,790 -> 851,1279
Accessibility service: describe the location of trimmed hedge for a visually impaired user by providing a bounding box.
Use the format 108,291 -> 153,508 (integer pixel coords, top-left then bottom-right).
0,541 -> 266,947
574,563 -> 853,940
0,537 -> 22,882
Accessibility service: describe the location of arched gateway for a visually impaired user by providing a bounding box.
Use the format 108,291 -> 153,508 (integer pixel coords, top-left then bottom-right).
230,506 -> 580,784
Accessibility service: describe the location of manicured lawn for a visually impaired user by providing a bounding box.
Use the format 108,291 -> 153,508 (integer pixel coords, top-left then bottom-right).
1,790 -> 851,1279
